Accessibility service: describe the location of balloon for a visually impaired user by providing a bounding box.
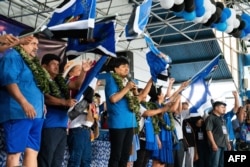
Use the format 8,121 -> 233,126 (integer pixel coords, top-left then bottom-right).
223,8 -> 231,18
196,6 -> 205,17
233,18 -> 240,29
201,10 -> 212,23
193,16 -> 204,23
238,19 -> 247,30
214,7 -> 222,23
225,25 -> 234,33
174,0 -> 184,5
195,0 -> 204,7
229,28 -> 237,34
226,9 -> 236,26
210,4 -> 216,14
240,30 -> 246,39
160,0 -> 174,9
215,22 -> 227,32
171,3 -> 185,12
220,9 -> 229,22
231,29 -> 242,38
174,11 -> 184,17
203,13 -> 217,27
185,0 -> 195,13
183,11 -> 196,21
215,2 -> 224,10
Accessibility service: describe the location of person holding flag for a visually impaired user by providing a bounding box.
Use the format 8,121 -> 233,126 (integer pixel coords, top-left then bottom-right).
37,54 -> 93,167
63,60 -> 97,167
104,56 -> 140,167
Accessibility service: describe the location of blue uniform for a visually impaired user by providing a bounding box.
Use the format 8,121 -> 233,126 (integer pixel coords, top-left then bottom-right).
0,49 -> 44,122
105,73 -> 137,129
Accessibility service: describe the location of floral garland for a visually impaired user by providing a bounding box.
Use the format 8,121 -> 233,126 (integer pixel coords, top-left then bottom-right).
159,112 -> 175,131
111,73 -> 141,133
14,46 -> 70,99
141,101 -> 175,134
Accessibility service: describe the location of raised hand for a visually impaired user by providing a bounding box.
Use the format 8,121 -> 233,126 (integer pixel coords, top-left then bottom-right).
19,36 -> 33,45
0,34 -> 19,45
232,90 -> 238,97
82,59 -> 93,72
169,78 -> 175,84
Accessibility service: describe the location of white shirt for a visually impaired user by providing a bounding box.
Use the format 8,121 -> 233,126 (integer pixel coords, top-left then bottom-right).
139,104 -> 147,132
174,109 -> 190,140
68,114 -> 94,129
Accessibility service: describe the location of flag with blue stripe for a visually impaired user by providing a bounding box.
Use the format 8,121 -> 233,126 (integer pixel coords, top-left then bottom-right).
125,0 -> 152,40
47,0 -> 96,39
66,19 -> 116,57
145,35 -> 171,82
181,54 -> 221,115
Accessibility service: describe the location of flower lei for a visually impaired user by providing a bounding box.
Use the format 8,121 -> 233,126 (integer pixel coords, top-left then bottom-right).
141,101 -> 175,134
14,46 -> 70,99
111,73 -> 141,133
159,112 -> 175,131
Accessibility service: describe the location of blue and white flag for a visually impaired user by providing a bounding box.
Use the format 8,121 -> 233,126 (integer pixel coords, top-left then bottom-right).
181,54 -> 221,115
47,0 -> 96,39
145,35 -> 172,82
189,54 -> 220,84
125,0 -> 152,40
182,78 -> 212,115
66,19 -> 116,57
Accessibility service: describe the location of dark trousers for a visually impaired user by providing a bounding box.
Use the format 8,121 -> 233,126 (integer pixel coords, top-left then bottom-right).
133,139 -> 150,167
194,140 -> 210,167
169,140 -> 185,167
38,128 -> 67,167
108,128 -> 134,167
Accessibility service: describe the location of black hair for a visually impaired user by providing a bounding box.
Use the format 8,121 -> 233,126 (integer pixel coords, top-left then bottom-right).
212,101 -> 227,109
138,88 -> 143,93
149,84 -> 162,102
94,93 -> 101,98
112,57 -> 129,71
41,54 -> 61,65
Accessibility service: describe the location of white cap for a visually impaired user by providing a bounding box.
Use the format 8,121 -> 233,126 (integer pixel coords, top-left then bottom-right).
63,61 -> 82,78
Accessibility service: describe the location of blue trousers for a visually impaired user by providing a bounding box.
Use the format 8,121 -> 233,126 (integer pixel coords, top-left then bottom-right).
67,127 -> 92,167
209,147 -> 226,167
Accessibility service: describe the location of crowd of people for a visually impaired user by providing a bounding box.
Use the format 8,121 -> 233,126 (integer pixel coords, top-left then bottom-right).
0,31 -> 250,167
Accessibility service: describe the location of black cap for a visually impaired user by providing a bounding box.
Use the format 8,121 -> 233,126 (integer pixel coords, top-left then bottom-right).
213,101 -> 227,109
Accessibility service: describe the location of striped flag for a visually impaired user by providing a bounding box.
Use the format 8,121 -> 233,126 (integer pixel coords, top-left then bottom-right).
47,0 -> 96,39
125,0 -> 152,40
66,19 -> 116,58
181,54 -> 221,115
144,35 -> 172,82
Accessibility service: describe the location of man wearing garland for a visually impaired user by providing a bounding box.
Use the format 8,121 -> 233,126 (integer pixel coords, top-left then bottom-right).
104,57 -> 139,167
0,32 -> 45,167
37,54 -> 92,167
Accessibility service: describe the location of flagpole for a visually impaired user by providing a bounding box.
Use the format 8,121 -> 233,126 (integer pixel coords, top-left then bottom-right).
19,13 -> 53,38
189,53 -> 222,84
